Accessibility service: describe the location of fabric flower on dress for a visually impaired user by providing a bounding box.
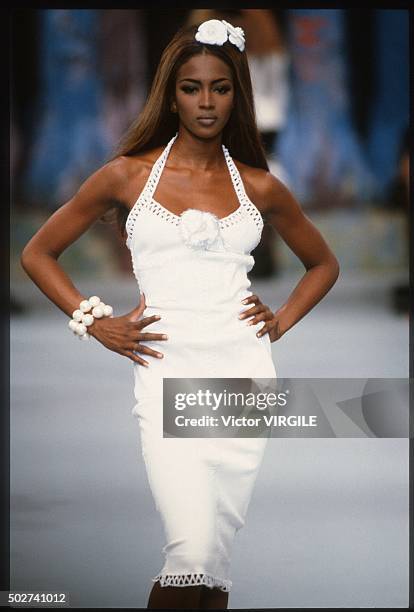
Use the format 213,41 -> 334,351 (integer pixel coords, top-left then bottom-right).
180,209 -> 224,251
195,19 -> 245,52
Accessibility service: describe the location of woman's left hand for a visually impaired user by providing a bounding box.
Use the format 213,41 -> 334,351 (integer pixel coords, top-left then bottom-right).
239,294 -> 283,342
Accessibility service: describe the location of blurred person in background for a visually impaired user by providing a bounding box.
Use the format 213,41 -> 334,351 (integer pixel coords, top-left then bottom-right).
387,126 -> 409,315
20,18 -> 339,609
239,9 -> 290,183
187,9 -> 291,278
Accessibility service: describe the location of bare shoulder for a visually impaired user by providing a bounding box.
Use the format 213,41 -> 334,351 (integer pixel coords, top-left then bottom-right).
233,159 -> 290,217
77,155 -> 132,203
101,150 -> 156,185
90,148 -> 162,208
117,146 -> 165,177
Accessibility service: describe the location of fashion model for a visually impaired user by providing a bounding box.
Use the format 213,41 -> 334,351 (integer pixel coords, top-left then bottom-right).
21,19 -> 340,610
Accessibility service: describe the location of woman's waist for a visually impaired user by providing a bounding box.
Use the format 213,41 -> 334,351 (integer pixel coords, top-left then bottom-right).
141,291 -> 254,318
138,302 -> 265,344
142,300 -> 246,313
139,279 -> 253,311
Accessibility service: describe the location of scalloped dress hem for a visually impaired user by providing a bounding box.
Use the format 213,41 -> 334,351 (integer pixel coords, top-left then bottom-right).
152,571 -> 232,592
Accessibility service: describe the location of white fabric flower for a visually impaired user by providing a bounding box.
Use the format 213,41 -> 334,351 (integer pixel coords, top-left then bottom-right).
195,19 -> 245,52
180,209 -> 223,250
222,20 -> 245,52
195,19 -> 228,47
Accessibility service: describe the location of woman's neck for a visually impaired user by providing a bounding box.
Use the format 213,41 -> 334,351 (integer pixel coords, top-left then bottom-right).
170,128 -> 225,171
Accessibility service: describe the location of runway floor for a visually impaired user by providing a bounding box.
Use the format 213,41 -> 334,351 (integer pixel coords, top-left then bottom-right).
10,270 -> 409,608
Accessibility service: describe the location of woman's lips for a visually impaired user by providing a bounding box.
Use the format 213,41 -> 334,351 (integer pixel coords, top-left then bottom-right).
196,117 -> 217,126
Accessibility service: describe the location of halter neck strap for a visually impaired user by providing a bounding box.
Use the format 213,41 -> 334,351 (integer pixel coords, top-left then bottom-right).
140,134 -> 178,204
143,133 -> 247,207
221,143 -> 249,204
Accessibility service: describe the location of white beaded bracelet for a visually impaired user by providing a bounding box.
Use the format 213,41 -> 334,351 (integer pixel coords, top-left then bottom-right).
68,295 -> 114,340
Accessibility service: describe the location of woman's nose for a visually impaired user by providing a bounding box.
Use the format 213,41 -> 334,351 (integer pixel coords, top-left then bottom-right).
199,89 -> 214,108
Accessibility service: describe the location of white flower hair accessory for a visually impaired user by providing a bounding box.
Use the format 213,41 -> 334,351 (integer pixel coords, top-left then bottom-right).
195,19 -> 245,52
180,209 -> 225,251
222,20 -> 245,52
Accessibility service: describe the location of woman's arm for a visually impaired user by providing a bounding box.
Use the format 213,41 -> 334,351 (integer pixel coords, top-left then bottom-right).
247,172 -> 340,341
20,159 -> 127,318
20,158 -> 169,366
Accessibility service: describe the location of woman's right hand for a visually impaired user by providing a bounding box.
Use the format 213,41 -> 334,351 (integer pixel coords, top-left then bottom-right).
88,293 -> 168,366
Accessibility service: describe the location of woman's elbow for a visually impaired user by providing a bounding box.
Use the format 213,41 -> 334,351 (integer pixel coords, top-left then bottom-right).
329,256 -> 340,283
20,244 -> 40,272
20,246 -> 31,271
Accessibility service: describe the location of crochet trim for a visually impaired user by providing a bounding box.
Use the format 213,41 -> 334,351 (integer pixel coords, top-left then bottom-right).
152,571 -> 232,592
222,143 -> 264,233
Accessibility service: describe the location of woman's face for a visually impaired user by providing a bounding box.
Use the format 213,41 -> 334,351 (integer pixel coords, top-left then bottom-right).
173,52 -> 234,138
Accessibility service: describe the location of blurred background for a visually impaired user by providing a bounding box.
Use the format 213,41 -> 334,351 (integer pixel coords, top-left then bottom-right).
10,8 -> 409,610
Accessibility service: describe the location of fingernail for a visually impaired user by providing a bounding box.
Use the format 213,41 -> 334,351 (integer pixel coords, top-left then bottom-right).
241,299 -> 248,304
247,320 -> 253,326
157,354 -> 163,358
155,315 -> 161,319
162,334 -> 168,340
238,314 -> 244,319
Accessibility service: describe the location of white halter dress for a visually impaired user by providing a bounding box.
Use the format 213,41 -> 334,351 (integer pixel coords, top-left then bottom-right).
125,134 -> 277,593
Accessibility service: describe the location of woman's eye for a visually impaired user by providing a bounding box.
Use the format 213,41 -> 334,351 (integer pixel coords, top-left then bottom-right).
180,86 -> 231,94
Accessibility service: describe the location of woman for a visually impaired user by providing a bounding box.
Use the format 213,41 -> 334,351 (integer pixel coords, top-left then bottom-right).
21,19 -> 340,610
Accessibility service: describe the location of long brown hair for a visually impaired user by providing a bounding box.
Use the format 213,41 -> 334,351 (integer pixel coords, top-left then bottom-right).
103,22 -> 269,238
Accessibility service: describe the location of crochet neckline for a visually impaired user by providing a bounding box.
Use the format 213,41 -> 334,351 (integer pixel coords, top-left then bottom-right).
149,133 -> 244,222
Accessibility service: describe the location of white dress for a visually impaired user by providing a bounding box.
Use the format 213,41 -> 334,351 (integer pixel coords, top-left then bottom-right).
125,133 -> 277,592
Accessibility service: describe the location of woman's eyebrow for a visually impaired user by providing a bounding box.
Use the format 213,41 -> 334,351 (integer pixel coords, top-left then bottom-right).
178,77 -> 232,84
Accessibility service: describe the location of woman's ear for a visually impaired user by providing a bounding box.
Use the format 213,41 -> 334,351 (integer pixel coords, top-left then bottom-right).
170,100 -> 177,113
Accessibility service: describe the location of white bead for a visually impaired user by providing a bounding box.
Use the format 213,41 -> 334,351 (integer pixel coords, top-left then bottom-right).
68,319 -> 78,331
75,323 -> 87,335
72,309 -> 83,321
80,332 -> 90,340
79,299 -> 92,313
103,304 -> 113,317
88,296 -> 101,307
82,313 -> 94,326
92,305 -> 104,318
